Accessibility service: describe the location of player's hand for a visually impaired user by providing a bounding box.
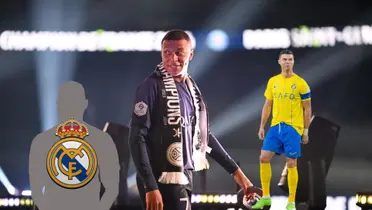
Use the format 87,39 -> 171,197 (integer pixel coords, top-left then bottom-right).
258,127 -> 265,140
233,168 -> 254,196
302,135 -> 309,144
146,190 -> 163,210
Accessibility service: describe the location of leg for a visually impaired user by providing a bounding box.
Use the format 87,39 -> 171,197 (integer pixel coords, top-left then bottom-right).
159,184 -> 191,210
260,125 -> 284,198
259,150 -> 275,198
286,158 -> 298,203
282,124 -> 302,210
252,126 -> 283,209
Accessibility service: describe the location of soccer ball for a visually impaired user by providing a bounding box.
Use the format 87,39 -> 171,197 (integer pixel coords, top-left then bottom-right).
237,189 -> 262,209
242,193 -> 261,209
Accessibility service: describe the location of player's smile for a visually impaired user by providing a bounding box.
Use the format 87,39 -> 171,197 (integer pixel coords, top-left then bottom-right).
167,64 -> 182,74
170,63 -> 182,68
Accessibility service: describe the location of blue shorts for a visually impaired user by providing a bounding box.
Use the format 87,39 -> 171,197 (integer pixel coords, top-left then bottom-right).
262,122 -> 301,159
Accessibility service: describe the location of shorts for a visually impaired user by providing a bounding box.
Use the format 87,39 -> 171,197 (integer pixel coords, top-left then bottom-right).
262,122 -> 301,159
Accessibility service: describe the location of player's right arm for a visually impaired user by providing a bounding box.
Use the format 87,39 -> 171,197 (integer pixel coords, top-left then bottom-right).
28,135 -> 47,210
258,79 -> 273,140
128,77 -> 159,193
260,99 -> 272,128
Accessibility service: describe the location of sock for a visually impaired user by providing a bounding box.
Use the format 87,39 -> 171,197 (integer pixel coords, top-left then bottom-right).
260,162 -> 272,197
287,166 -> 298,203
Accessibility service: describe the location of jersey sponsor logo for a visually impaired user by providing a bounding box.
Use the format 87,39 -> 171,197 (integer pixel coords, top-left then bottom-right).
273,92 -> 295,100
47,119 -> 97,189
134,101 -> 148,116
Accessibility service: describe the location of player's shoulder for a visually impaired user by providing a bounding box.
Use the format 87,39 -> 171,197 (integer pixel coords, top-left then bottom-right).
136,74 -> 159,91
271,74 -> 282,79
294,74 -> 309,85
268,74 -> 282,83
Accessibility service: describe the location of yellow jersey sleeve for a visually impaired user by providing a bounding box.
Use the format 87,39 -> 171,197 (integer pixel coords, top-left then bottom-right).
264,78 -> 274,100
299,79 -> 311,101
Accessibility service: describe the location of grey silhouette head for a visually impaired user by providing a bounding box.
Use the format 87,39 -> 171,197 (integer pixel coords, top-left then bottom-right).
57,81 -> 88,121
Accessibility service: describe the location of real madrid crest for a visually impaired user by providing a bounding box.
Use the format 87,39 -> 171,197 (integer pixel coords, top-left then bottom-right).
46,118 -> 98,189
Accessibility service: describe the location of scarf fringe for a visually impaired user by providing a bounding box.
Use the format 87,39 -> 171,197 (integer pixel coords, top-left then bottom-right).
192,151 -> 210,171
158,172 -> 189,185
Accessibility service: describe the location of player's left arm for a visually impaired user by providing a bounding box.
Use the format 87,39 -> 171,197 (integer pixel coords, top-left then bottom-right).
207,132 -> 239,175
97,132 -> 120,210
300,80 -> 312,135
302,100 -> 312,130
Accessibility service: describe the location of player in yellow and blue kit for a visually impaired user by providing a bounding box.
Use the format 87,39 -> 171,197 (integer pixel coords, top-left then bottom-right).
252,50 -> 312,210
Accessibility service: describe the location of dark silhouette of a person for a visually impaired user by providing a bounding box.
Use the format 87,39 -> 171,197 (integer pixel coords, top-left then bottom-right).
29,81 -> 120,210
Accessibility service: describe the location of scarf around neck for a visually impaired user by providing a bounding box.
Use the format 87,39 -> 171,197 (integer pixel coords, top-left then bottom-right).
155,63 -> 211,185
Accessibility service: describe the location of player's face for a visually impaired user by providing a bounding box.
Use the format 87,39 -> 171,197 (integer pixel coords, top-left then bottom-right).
278,54 -> 294,71
161,39 -> 193,76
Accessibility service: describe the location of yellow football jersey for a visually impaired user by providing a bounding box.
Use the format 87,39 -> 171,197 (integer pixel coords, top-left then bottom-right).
264,74 -> 311,135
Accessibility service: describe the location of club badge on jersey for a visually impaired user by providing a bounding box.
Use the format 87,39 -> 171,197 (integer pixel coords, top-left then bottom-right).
46,118 -> 98,189
134,101 -> 148,117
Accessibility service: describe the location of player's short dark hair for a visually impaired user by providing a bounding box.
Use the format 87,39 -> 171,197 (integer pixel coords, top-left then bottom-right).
161,29 -> 191,44
279,49 -> 294,58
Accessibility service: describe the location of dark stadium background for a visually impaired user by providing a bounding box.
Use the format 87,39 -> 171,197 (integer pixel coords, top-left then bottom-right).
0,0 -> 371,209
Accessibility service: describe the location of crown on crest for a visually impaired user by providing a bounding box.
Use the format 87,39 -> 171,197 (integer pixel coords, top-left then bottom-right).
55,117 -> 89,139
